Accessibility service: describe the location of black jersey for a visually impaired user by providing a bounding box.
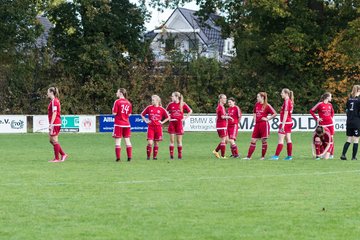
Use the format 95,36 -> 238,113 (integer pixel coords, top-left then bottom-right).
346,97 -> 360,128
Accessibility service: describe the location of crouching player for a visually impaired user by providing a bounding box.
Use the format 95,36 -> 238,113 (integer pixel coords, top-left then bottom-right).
312,126 -> 333,160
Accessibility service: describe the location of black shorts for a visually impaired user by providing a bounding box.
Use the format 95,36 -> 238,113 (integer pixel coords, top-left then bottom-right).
346,128 -> 360,137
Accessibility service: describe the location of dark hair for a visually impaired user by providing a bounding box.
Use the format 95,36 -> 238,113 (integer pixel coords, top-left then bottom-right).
320,92 -> 331,102
315,125 -> 324,135
48,87 -> 59,98
118,88 -> 128,99
228,97 -> 236,102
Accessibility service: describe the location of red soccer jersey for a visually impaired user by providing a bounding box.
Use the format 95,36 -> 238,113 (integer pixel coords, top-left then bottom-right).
227,105 -> 242,125
216,104 -> 227,129
310,102 -> 334,126
280,99 -> 293,123
141,105 -> 169,126
48,98 -> 61,125
253,102 -> 276,123
313,127 -> 332,144
166,102 -> 192,121
112,98 -> 132,127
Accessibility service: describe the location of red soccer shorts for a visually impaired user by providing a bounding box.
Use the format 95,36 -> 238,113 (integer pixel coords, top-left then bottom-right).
278,123 -> 293,134
168,120 -> 184,135
217,128 -> 228,138
252,122 -> 270,139
49,125 -> 61,137
147,125 -> 163,141
227,124 -> 239,140
113,125 -> 131,138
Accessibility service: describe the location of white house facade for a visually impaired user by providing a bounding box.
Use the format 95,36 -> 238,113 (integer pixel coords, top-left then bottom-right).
147,8 -> 236,62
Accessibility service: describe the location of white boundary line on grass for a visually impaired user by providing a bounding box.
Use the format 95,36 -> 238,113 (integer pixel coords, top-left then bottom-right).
1,169 -> 360,186
115,169 -> 360,184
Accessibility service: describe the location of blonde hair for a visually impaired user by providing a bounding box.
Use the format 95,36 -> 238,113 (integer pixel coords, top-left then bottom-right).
48,87 -> 59,98
218,94 -> 226,103
282,88 -> 294,103
350,85 -> 360,98
173,91 -> 184,112
152,95 -> 162,106
118,88 -> 128,99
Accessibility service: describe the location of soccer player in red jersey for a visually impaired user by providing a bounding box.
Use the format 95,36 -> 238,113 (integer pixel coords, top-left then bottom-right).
312,126 -> 333,160
212,94 -> 233,159
227,97 -> 242,158
141,95 -> 170,160
112,88 -> 132,162
271,88 -> 294,160
243,92 -> 277,160
166,92 -> 193,160
47,87 -> 67,162
310,92 -> 335,158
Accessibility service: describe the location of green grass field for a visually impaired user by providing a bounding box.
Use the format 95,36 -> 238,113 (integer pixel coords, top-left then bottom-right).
1,132 -> 360,239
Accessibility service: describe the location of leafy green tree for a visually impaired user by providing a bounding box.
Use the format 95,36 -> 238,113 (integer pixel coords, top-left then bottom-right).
46,0 -> 147,113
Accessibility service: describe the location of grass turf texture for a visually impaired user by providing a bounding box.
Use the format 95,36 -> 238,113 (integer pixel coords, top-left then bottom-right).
0,132 -> 359,240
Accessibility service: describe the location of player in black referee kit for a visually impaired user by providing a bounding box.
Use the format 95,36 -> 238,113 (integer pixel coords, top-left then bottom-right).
341,85 -> 360,160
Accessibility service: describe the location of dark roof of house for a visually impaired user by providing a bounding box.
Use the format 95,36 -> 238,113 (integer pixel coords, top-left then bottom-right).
176,7 -> 225,56
36,16 -> 53,48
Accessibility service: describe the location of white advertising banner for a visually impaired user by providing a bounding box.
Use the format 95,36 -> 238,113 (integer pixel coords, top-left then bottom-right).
0,115 -> 27,133
184,114 -> 347,132
79,116 -> 96,133
33,115 -> 49,133
33,115 -> 96,133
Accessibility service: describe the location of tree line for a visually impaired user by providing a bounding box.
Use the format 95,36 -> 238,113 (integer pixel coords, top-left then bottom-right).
0,0 -> 359,114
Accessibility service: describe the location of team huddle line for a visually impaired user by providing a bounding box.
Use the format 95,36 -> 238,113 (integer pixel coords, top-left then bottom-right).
45,86 -> 360,162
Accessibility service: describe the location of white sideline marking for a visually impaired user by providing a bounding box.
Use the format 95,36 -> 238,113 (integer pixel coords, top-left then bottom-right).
1,170 -> 360,186
115,170 -> 360,184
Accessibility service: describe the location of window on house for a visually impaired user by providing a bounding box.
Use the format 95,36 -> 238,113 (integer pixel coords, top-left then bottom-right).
188,38 -> 198,51
165,38 -> 175,52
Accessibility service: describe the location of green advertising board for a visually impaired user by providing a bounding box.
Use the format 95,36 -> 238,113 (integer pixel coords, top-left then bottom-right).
61,116 -> 79,132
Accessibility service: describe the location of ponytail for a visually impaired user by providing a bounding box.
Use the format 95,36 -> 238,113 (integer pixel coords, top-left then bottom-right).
282,88 -> 294,104
180,93 -> 184,113
118,88 -> 128,99
289,90 -> 294,103
48,87 -> 59,98
173,91 -> 184,112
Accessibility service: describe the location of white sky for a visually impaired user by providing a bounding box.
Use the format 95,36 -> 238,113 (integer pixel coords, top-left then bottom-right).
131,0 -> 199,30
